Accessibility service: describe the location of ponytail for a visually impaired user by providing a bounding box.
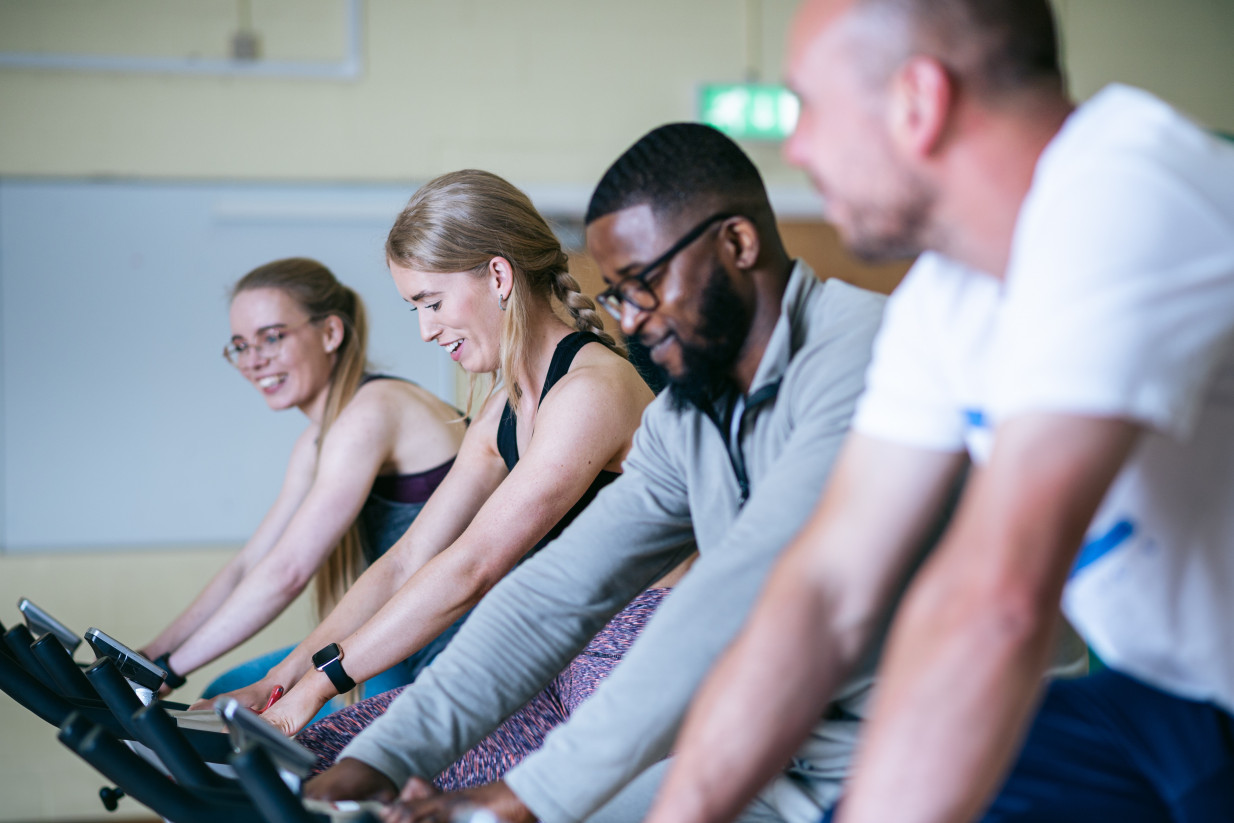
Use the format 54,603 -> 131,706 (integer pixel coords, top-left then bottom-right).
231,258 -> 372,624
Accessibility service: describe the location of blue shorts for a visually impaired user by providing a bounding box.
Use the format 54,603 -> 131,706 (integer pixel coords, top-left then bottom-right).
982,668 -> 1234,822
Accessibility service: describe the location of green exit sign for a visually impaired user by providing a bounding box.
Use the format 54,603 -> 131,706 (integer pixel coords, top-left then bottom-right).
699,84 -> 800,141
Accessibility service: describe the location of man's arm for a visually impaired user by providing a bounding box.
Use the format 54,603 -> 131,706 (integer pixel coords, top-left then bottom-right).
648,433 -> 966,823
495,285 -> 891,823
835,414 -> 1139,823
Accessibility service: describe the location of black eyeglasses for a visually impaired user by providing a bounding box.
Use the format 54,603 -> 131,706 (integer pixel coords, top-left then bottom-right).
596,212 -> 739,320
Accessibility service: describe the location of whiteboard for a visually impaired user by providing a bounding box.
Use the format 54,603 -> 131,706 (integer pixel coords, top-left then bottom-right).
0,178 -> 459,552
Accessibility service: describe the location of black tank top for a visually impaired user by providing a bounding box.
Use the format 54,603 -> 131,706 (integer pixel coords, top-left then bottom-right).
360,373 -> 460,504
497,331 -> 621,559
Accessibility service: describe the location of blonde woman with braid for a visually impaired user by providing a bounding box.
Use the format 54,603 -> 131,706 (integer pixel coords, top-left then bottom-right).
204,170 -> 658,737
142,258 -> 466,707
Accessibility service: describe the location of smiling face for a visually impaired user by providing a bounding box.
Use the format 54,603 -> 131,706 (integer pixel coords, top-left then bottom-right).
228,287 -> 338,416
587,203 -> 753,406
389,260 -> 505,375
784,0 -> 936,262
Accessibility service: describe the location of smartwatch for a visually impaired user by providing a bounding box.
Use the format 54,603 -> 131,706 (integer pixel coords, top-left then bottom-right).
311,642 -> 356,695
153,652 -> 188,690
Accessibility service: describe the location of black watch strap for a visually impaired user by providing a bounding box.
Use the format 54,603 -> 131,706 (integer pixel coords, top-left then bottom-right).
313,644 -> 357,695
154,653 -> 187,690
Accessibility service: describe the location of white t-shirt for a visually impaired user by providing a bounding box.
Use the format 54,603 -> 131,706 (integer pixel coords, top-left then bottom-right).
854,84 -> 1234,711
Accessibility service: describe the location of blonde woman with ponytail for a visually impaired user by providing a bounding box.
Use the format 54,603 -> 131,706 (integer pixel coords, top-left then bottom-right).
142,258 -> 465,709
205,170 -> 656,737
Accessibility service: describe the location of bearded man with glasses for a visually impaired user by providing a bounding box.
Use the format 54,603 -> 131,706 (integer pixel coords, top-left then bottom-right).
304,122 -> 903,823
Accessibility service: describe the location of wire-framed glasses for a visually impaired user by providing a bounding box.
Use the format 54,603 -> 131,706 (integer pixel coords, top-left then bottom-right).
223,318 -> 320,366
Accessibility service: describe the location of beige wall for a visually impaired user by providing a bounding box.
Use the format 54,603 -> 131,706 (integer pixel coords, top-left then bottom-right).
0,0 -> 804,187
1056,0 -> 1234,130
2,1 -> 1232,189
2,1 -> 1233,820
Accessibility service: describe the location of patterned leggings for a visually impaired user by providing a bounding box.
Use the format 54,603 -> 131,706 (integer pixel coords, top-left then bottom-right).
296,587 -> 670,790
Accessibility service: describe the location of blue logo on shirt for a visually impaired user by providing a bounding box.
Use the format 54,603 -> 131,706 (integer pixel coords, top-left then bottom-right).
1071,519 -> 1135,577
964,408 -> 989,428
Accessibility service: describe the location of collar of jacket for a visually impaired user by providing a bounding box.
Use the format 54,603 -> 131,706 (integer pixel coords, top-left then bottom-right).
695,258 -> 818,416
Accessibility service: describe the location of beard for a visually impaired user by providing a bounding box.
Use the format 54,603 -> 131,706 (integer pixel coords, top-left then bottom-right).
839,173 -> 937,264
822,141 -> 939,264
663,261 -> 753,412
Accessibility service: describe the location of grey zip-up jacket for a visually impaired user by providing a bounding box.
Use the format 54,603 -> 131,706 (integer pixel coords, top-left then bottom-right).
340,262 -> 888,822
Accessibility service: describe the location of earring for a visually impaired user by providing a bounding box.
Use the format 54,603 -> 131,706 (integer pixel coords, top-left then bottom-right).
499,293 -> 507,312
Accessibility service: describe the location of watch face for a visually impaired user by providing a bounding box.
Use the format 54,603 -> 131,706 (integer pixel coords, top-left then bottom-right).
312,643 -> 342,669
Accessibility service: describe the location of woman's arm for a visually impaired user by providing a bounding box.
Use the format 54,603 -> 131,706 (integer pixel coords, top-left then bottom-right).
142,424 -> 320,660
211,396 -> 512,711
262,358 -> 651,734
163,388 -> 426,677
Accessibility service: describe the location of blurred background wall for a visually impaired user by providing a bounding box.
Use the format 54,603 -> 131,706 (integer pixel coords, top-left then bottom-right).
3,1 -> 1232,183
1,0 -> 1232,819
